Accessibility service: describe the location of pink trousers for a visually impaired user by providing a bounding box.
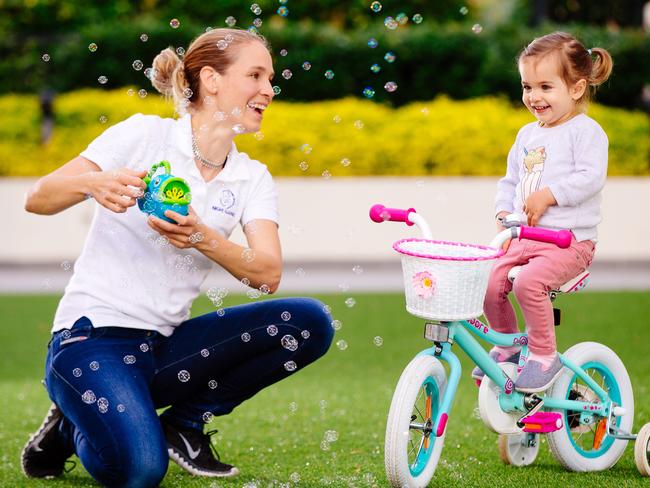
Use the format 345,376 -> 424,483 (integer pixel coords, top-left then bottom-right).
483,236 -> 595,355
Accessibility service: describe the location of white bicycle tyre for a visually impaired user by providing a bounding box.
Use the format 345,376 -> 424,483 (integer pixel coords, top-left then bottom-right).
547,342 -> 633,472
634,422 -> 650,476
498,433 -> 540,466
385,355 -> 447,488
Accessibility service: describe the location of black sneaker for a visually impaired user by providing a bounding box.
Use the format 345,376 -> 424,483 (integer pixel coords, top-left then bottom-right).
163,421 -> 239,477
21,403 -> 75,478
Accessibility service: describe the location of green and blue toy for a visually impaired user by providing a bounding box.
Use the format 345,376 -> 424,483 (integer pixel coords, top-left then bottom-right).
137,160 -> 191,223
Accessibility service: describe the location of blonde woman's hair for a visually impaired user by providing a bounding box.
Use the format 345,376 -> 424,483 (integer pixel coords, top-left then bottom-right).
518,31 -> 613,112
150,28 -> 269,114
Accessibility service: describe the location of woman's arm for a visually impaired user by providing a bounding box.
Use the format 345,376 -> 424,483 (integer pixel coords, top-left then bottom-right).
147,210 -> 283,292
25,156 -> 147,215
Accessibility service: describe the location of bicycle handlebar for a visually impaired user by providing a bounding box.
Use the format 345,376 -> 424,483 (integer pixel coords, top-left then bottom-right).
369,204 -> 416,226
519,226 -> 572,248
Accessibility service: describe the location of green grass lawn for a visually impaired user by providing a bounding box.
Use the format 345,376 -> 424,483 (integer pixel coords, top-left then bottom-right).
1,292 -> 649,487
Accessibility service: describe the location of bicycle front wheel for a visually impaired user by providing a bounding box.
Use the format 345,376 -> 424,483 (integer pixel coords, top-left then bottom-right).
385,355 -> 447,488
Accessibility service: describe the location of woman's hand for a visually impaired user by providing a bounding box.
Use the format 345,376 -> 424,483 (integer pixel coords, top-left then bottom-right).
146,206 -> 208,249
523,187 -> 557,226
89,168 -> 147,213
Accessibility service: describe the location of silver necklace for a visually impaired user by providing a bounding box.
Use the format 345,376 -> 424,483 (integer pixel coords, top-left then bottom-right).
191,135 -> 226,170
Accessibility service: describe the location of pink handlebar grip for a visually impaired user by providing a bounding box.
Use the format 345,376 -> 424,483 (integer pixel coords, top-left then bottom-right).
369,204 -> 416,226
519,226 -> 572,248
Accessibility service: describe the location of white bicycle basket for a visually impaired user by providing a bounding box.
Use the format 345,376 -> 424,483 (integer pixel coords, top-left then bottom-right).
393,238 -> 503,321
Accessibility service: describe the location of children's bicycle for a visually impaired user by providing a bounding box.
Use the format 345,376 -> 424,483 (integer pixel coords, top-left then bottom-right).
369,204 -> 650,487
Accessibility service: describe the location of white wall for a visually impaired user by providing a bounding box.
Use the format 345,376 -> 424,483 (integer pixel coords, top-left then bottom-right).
4,177 -> 649,264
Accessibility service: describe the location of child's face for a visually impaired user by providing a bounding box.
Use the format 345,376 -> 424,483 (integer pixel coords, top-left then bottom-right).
519,55 -> 585,127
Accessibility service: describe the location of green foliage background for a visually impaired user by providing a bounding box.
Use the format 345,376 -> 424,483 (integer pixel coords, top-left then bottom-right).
0,89 -> 647,177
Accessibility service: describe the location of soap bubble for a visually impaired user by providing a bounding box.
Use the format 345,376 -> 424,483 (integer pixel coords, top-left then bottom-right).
241,332 -> 251,342
253,17 -> 263,28
225,16 -> 236,26
88,43 -> 98,52
374,336 -> 384,346
340,158 -> 351,167
472,23 -> 483,34
324,430 -> 339,442
42,53 -> 50,62
282,69 -> 292,80
97,397 -> 109,413
300,143 -> 312,154
209,380 -> 218,389
281,311 -> 292,321
123,355 -> 136,364
302,61 -> 311,70
170,18 -> 180,29
412,13 -> 423,24
345,297 -> 356,308
138,89 -> 147,98
336,340 -> 348,350
202,412 -> 214,423
267,325 -> 278,336
117,404 -> 126,412
280,49 -> 288,56
273,86 -> 281,95
217,39 -> 228,50
89,361 -> 100,371
98,76 -> 108,84
284,361 -> 297,372
140,34 -> 148,42
370,63 -> 381,73
384,52 -> 396,63
396,12 -> 409,25
140,343 -> 149,352
281,334 -> 299,351
362,87 -> 375,98
299,161 -> 309,171
72,368 -> 82,377
384,17 -> 398,30
82,390 -> 96,404
370,1 -> 382,12
177,370 -> 191,382
201,348 -> 210,358
176,47 -> 185,56
132,60 -> 143,71
301,329 -> 310,339
324,70 -> 335,80
352,265 -> 363,274
250,3 -> 262,15
460,6 -> 469,15
367,38 -> 378,49
384,81 -> 398,92
277,6 -> 289,17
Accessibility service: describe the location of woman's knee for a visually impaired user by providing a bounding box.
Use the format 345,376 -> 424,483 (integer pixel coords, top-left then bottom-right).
90,447 -> 168,488
294,297 -> 334,355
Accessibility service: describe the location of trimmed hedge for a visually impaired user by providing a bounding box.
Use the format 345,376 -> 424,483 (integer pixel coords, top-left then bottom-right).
0,89 -> 648,177
3,20 -> 649,110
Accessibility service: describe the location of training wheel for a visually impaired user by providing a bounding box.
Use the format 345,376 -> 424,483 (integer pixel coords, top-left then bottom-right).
498,432 -> 540,467
634,422 -> 650,476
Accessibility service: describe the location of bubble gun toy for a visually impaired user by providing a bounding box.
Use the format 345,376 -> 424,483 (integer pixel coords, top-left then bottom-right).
137,160 -> 192,223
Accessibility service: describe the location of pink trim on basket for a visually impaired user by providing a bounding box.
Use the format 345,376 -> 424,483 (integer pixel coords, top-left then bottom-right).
393,238 -> 503,262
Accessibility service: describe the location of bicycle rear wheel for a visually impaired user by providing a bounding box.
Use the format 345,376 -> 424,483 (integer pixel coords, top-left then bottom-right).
547,342 -> 633,471
385,355 -> 447,488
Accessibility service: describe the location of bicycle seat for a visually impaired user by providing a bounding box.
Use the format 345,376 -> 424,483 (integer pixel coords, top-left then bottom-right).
507,266 -> 590,294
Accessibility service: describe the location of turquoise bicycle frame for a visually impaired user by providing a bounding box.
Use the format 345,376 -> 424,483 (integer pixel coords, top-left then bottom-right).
416,317 -> 612,438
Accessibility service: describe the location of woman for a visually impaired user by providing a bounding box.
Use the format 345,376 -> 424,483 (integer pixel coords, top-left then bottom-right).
21,28 -> 333,487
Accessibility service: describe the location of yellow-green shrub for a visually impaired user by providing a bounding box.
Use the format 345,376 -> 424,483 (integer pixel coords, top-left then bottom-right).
0,89 -> 647,177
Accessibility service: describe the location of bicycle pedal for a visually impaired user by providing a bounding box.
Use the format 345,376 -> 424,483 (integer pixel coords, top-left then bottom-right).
520,412 -> 563,433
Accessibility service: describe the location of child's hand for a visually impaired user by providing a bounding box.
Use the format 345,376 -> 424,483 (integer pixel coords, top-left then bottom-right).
523,187 -> 557,226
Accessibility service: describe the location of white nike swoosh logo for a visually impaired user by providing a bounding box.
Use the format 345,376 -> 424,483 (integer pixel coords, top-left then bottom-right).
178,432 -> 201,460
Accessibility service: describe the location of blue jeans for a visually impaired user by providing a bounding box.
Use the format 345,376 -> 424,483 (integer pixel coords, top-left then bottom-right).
44,297 -> 333,488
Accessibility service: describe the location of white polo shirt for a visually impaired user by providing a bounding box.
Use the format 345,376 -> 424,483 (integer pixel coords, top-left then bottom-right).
52,113 -> 279,336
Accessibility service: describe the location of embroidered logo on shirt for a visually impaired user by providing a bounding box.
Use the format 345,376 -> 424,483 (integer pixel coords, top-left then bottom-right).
212,189 -> 236,217
521,146 -> 546,202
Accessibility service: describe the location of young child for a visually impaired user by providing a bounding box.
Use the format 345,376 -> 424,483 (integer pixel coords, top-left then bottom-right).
472,32 -> 613,393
